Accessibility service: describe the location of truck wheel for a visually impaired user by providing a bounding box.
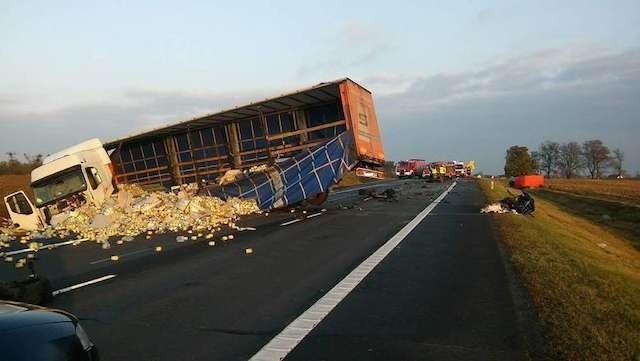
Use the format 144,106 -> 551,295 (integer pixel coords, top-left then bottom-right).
305,190 -> 329,206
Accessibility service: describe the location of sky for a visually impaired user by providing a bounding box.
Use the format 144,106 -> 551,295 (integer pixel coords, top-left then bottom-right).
1,0 -> 639,174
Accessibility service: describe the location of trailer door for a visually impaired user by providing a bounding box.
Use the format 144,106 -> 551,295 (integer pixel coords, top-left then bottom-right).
339,80 -> 385,164
4,191 -> 43,230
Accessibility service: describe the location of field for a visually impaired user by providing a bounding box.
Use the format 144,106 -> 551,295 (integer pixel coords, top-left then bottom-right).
479,179 -> 640,360
545,178 -> 640,206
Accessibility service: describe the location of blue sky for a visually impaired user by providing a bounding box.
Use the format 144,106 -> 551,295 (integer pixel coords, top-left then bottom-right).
1,1 -> 639,174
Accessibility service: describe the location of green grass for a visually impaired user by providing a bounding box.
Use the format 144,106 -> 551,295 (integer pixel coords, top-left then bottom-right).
532,188 -> 640,249
479,179 -> 640,360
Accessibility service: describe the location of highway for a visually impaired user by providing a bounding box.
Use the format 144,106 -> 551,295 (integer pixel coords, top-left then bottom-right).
0,179 -> 540,360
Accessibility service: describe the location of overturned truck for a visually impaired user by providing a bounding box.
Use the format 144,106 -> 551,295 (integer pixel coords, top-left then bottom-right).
105,78 -> 386,208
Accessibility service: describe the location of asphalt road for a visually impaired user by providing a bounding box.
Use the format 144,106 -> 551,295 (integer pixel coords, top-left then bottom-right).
284,180 -> 531,361
1,179 -> 538,360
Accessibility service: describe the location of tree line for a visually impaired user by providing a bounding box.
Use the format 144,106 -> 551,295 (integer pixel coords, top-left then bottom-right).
504,139 -> 627,178
0,153 -> 44,175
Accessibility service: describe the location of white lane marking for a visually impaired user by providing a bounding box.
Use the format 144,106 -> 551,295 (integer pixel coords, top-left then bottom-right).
89,248 -> 151,264
52,274 -> 116,296
280,218 -> 302,226
3,238 -> 89,257
250,181 -> 457,361
280,212 -> 324,227
238,227 -> 257,231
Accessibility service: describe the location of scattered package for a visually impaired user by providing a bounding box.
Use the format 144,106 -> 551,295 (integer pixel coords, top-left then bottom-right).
0,183 -> 260,251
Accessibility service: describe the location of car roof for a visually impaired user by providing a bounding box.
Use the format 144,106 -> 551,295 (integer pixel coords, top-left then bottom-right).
0,301 -> 74,333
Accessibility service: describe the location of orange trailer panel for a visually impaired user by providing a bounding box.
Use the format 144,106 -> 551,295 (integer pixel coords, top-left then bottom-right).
513,175 -> 544,189
339,80 -> 385,166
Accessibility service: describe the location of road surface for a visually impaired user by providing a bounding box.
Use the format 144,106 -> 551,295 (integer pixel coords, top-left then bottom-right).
1,179 -> 539,360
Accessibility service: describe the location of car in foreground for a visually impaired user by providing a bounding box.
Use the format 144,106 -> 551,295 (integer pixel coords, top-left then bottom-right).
0,300 -> 99,361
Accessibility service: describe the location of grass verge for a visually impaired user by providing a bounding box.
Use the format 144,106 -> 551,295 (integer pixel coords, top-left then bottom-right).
532,188 -> 640,249
479,179 -> 640,360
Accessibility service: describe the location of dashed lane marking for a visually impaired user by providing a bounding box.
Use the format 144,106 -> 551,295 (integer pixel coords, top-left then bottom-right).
52,274 -> 116,296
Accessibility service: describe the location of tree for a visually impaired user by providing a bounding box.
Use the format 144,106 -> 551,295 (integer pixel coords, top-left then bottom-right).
582,139 -> 610,179
533,141 -> 560,177
504,145 -> 538,177
611,148 -> 625,178
0,153 -> 45,175
558,142 -> 582,178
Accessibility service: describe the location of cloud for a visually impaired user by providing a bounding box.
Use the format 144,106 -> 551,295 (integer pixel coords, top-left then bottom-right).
374,47 -> 640,174
296,22 -> 392,78
1,46 -> 638,175
0,88 -> 263,157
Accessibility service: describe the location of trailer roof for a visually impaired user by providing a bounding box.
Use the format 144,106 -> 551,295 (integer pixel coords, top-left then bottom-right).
103,77 -> 367,149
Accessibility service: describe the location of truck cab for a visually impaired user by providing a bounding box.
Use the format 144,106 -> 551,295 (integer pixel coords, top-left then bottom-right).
395,159 -> 426,178
4,139 -> 115,231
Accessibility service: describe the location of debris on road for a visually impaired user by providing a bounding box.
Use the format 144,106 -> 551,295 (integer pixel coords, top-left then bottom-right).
357,188 -> 398,201
0,184 -> 260,259
481,203 -> 513,214
481,192 -> 535,215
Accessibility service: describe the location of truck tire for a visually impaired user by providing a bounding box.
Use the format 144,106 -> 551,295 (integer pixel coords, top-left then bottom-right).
305,190 -> 329,206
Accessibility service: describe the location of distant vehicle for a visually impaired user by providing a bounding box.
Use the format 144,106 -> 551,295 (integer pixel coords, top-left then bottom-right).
454,162 -> 466,177
0,300 -> 99,361
395,159 -> 427,178
425,161 -> 446,182
4,78 -> 386,230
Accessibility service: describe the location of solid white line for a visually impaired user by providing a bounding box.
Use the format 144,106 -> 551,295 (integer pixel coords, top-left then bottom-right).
3,238 -> 89,257
280,218 -> 302,226
52,274 -> 116,296
249,181 -> 457,361
305,212 -> 323,219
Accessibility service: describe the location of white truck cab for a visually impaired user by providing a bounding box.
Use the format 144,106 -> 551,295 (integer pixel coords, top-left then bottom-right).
4,139 -> 115,231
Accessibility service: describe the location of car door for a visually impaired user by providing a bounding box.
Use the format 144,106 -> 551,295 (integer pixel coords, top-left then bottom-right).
84,166 -> 113,205
4,191 -> 44,230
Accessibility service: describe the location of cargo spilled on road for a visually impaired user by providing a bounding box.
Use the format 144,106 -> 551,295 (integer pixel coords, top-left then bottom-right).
1,79 -> 387,260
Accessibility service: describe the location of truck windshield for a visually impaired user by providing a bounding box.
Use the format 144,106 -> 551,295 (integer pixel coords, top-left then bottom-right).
32,166 -> 87,206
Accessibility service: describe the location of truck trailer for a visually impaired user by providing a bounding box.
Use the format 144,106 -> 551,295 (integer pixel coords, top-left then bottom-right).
4,78 -> 386,230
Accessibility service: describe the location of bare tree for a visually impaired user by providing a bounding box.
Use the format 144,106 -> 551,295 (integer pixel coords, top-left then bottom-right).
533,141 -> 560,177
611,148 -> 625,178
582,139 -> 610,179
558,142 -> 582,178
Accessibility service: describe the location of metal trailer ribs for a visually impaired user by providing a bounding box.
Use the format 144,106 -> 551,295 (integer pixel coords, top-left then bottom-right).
103,78 -> 386,194
207,131 -> 356,210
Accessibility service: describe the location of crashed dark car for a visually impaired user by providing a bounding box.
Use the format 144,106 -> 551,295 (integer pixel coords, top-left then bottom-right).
0,300 -> 99,361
